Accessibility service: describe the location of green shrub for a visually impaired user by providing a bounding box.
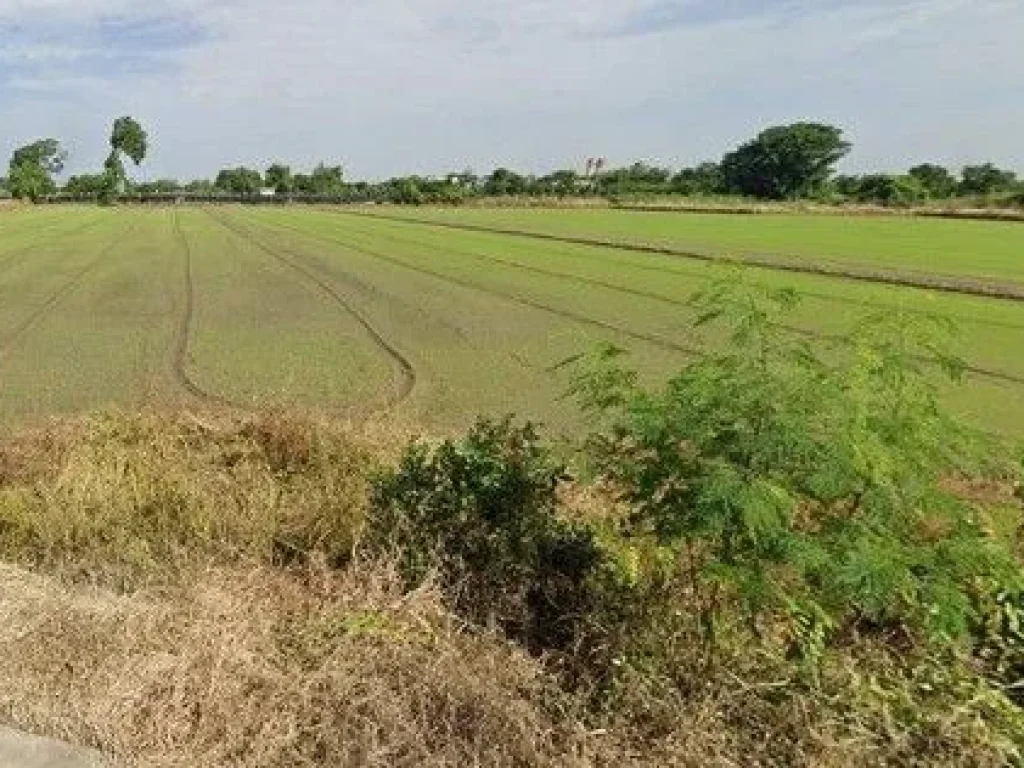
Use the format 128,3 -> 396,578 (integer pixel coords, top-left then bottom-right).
366,417 -> 607,651
572,276 -> 1022,656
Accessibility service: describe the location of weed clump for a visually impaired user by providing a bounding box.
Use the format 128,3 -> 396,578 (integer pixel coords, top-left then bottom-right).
366,417 -> 608,653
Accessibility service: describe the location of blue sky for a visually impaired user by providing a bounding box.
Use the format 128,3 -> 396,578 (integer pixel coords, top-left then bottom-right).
1,0 -> 1022,180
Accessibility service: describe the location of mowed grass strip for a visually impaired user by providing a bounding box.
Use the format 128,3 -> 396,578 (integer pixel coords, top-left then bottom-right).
179,208 -> 396,413
353,206 -> 1024,290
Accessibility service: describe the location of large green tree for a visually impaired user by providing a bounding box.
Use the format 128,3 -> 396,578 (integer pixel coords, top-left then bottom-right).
720,122 -> 851,199
7,138 -> 66,201
101,116 -> 148,202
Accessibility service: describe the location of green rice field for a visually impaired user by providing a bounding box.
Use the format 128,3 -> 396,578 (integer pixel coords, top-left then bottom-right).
1,204 -> 1022,434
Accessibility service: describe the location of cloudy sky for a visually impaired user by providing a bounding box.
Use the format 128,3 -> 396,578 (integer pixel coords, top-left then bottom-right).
1,0 -> 1022,180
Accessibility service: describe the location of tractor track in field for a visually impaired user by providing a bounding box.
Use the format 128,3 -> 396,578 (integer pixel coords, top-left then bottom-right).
206,210 -> 417,409
0,220 -> 140,364
334,209 -> 1024,304
244,217 -> 470,344
292,214 -> 1024,388
269,218 -> 699,357
170,212 -> 244,409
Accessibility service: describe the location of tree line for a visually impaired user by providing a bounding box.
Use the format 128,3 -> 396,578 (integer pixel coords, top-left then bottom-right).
3,120 -> 1022,207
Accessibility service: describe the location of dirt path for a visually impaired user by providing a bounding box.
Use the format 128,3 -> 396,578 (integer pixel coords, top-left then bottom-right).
0,725 -> 106,767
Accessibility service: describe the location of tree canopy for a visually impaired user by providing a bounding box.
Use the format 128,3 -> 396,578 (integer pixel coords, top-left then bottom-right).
101,116 -> 148,202
110,117 -> 148,166
215,167 -> 264,196
959,163 -> 1017,196
720,122 -> 851,199
265,164 -> 292,196
6,138 -> 66,201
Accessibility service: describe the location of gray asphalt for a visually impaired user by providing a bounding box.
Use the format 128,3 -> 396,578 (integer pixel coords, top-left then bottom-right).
0,726 -> 107,768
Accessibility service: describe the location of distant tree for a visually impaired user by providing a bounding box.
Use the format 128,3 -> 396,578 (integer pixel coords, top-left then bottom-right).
100,116 -> 148,203
672,162 -> 723,195
908,164 -> 958,199
832,174 -> 863,198
289,163 -> 344,197
483,168 -> 528,196
959,163 -> 1017,196
110,117 -> 148,166
134,179 -> 181,196
184,179 -> 216,195
387,177 -> 426,205
539,170 -> 579,197
63,173 -> 109,199
850,174 -> 928,206
448,169 -> 480,191
597,162 -> 673,196
7,138 -> 66,201
265,163 -> 292,196
215,167 -> 263,196
720,123 -> 851,199
309,163 -> 344,196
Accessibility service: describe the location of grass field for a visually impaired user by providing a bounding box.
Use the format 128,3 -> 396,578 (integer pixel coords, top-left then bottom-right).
1,204 -> 1023,433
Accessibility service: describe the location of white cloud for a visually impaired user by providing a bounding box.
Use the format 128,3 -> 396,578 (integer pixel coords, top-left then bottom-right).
1,0 -> 1022,179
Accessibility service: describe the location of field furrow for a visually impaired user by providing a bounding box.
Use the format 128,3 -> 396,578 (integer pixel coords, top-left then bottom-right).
0,211 -> 178,423
206,209 -> 417,409
1,205 -> 1022,435
169,211 -> 240,408
353,207 -> 1024,287
316,211 -> 1024,387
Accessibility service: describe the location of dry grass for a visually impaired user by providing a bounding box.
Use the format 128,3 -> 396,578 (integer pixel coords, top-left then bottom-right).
0,410 -> 1020,766
0,409 -> 411,588
0,561 -> 599,767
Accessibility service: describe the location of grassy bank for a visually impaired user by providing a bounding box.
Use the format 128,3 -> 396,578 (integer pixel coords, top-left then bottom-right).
0,409 -> 1021,766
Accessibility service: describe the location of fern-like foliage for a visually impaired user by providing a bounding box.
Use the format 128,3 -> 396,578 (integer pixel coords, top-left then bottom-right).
572,274 -> 1021,650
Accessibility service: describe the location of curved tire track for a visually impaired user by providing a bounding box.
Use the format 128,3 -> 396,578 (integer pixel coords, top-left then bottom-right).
170,212 -> 245,408
333,209 -> 1024,304
265,217 -> 698,357
206,210 -> 417,410
286,214 -> 1024,388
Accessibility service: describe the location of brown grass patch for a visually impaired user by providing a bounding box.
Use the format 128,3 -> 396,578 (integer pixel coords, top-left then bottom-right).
0,560 -> 602,767
0,410 -> 1019,766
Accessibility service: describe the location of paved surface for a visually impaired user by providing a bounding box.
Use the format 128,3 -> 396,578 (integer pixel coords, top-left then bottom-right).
0,726 -> 107,767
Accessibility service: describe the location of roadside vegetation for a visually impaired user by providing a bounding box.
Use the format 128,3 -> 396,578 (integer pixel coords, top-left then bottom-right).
1,279 -> 1023,766
3,121 -> 1021,209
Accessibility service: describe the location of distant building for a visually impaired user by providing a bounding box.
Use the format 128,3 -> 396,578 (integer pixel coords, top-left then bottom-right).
259,187 -> 276,198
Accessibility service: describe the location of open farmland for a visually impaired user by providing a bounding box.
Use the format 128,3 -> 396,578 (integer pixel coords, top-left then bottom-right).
1,204 -> 1023,433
